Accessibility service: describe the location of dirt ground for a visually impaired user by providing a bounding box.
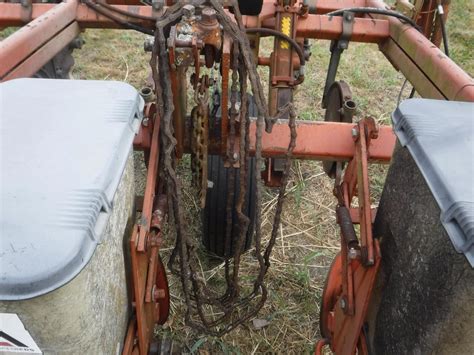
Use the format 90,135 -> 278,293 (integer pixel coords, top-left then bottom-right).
68,2 -> 473,353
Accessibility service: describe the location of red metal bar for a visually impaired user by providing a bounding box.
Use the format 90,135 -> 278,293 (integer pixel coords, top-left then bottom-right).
308,0 -> 368,14
354,120 -> 375,265
137,108 -> 160,252
332,241 -> 381,354
2,22 -> 81,81
255,0 -> 368,17
0,3 -> 388,44
0,3 -> 152,28
248,121 -> 395,162
271,15 -> 390,44
388,25 -> 474,101
74,4 -> 154,28
0,3 -> 55,27
381,38 -> 445,99
0,0 -> 78,80
367,0 -> 474,101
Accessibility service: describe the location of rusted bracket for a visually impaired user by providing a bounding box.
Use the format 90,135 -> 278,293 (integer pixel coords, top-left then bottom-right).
133,103 -> 155,151
125,106 -> 170,355
322,11 -> 354,107
319,118 -> 381,354
353,118 -> 378,266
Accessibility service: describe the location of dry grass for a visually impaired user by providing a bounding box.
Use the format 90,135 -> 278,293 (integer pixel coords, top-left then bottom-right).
67,2 -> 474,353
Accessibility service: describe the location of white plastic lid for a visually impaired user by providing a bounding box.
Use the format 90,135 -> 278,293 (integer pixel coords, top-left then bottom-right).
0,79 -> 143,299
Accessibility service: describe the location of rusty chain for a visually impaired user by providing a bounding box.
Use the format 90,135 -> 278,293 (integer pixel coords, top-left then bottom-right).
150,0 -> 298,336
191,75 -> 210,208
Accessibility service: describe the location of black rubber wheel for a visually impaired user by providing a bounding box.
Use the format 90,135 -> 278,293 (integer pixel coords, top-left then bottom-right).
202,155 -> 256,258
323,81 -> 354,178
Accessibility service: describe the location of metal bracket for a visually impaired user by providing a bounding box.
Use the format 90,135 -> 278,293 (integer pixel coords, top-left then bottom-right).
322,11 -> 354,108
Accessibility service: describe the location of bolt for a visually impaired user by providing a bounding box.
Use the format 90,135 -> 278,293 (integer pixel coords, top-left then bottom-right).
182,4 -> 195,18
201,7 -> 217,24
348,248 -> 359,260
351,127 -> 359,138
340,298 -> 346,310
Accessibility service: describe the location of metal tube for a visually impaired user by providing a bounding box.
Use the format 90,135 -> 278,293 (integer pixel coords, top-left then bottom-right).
367,0 -> 474,101
293,15 -> 390,43
248,121 -> 395,162
2,22 -> 81,81
0,0 -> 78,79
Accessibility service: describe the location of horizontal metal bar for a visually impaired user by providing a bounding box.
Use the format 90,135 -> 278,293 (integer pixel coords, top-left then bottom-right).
246,0 -> 367,23
0,3 -> 388,45
246,120 -> 395,162
0,3 -> 152,29
3,22 -> 81,81
307,0 -> 368,14
294,15 -> 389,43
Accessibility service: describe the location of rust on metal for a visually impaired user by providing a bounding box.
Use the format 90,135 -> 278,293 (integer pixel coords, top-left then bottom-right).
0,0 -> 79,81
246,121 -> 395,162
272,15 -> 390,43
2,22 -> 81,81
220,34 -> 232,155
367,0 -> 474,101
137,102 -> 160,252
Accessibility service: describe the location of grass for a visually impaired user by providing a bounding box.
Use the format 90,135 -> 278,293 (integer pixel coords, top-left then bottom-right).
3,1 -> 471,353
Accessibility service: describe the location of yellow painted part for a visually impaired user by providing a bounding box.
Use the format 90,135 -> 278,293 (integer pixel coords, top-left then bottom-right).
280,17 -> 291,49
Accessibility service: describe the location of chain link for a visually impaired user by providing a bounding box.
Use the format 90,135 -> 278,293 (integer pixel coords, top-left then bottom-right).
152,0 -> 298,336
191,76 -> 210,208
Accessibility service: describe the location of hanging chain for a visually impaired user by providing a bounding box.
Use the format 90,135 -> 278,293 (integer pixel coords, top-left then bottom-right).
151,0 -> 298,336
191,75 -> 210,208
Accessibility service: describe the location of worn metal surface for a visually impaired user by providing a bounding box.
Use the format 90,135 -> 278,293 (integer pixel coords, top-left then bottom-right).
0,0 -> 78,80
367,0 -> 474,101
317,118 -> 383,353
2,22 -> 81,81
245,120 -> 395,162
0,154 -> 135,354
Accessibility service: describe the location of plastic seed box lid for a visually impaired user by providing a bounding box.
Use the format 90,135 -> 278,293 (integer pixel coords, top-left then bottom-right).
393,99 -> 474,266
0,79 -> 143,300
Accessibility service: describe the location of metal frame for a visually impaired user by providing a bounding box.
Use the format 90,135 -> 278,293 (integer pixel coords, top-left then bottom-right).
1,0 -> 473,354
